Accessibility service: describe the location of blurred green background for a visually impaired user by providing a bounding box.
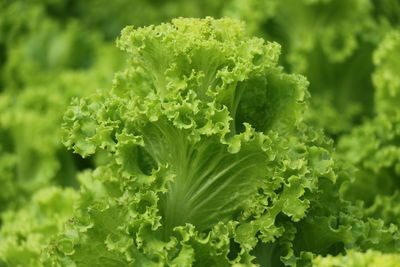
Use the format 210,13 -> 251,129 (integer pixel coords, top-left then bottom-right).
0,0 -> 400,266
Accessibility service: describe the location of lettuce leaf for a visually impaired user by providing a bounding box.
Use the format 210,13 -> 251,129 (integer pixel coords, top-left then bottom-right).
44,17 -> 336,266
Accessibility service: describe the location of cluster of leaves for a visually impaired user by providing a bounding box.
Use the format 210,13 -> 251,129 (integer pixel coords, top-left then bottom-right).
0,0 -> 399,266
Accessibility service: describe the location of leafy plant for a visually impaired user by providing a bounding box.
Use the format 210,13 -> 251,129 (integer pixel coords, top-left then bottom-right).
0,1 -> 400,266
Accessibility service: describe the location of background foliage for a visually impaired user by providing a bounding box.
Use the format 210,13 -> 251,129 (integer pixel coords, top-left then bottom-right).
0,0 -> 399,266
